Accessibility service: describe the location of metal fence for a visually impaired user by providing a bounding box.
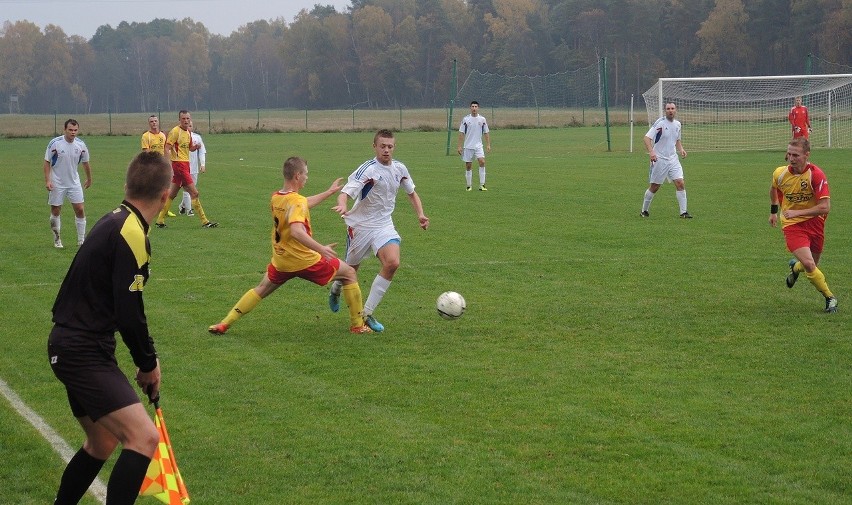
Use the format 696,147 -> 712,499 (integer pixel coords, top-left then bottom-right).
1,107 -> 630,138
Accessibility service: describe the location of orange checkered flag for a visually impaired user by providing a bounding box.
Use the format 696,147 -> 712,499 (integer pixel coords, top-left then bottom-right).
140,396 -> 190,505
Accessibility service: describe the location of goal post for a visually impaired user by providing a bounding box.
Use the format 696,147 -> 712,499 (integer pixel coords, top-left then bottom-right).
642,74 -> 852,151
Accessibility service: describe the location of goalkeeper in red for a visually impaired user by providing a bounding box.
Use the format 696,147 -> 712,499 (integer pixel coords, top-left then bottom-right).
769,137 -> 836,313
788,96 -> 811,139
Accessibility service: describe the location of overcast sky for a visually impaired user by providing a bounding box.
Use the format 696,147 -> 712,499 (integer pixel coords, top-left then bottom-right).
1,0 -> 352,39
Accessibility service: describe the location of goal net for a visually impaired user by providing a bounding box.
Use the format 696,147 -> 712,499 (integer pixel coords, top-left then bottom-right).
454,63 -> 606,128
642,75 -> 852,151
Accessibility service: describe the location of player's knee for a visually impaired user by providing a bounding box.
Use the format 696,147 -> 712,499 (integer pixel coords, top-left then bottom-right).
83,437 -> 119,460
131,423 -> 160,457
382,258 -> 400,273
336,263 -> 357,284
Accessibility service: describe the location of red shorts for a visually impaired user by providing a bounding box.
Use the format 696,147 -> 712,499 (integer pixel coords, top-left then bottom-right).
783,217 -> 825,253
171,161 -> 193,187
266,257 -> 340,286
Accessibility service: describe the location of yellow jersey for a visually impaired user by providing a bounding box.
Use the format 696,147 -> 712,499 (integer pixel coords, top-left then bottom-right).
771,163 -> 830,228
141,130 -> 166,154
269,190 -> 321,272
166,125 -> 193,162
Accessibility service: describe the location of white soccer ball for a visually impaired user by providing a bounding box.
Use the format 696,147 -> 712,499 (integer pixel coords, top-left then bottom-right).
436,291 -> 466,320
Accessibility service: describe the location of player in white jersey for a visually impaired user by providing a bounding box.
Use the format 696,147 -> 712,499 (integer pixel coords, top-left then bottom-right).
640,102 -> 692,219
179,126 -> 205,216
43,119 -> 92,248
328,129 -> 430,332
457,100 -> 491,191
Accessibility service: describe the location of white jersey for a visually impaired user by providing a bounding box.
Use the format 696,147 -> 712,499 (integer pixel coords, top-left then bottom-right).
645,117 -> 681,159
189,132 -> 205,175
459,114 -> 489,149
341,157 -> 416,230
45,135 -> 89,188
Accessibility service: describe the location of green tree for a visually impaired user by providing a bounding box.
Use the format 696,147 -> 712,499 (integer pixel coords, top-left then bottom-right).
692,0 -> 756,75
0,21 -> 41,111
482,0 -> 548,75
351,4 -> 394,106
33,25 -> 72,111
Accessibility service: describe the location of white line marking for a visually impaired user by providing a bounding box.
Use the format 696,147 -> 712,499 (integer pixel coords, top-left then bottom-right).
0,376 -> 106,504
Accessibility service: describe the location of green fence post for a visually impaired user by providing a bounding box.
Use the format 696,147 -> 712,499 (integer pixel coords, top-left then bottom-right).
446,59 -> 457,155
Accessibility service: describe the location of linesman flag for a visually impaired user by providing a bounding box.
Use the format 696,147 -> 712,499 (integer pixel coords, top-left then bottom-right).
140,397 -> 190,505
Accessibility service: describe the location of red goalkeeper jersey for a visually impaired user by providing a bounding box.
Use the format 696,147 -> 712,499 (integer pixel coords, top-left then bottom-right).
788,105 -> 810,137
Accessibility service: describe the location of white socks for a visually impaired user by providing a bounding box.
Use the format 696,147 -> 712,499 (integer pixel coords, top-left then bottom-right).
50,215 -> 61,238
642,189 -> 654,212
75,217 -> 86,243
479,166 -> 486,186
364,275 -> 391,316
465,170 -> 472,188
676,190 -> 688,214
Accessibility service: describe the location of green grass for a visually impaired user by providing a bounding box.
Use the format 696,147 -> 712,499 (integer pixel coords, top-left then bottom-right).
1,128 -> 849,504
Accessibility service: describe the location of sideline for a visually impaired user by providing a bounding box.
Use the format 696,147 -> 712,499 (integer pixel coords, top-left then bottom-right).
0,376 -> 106,504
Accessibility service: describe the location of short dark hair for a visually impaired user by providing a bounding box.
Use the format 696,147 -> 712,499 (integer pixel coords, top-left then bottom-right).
373,129 -> 395,144
178,110 -> 190,117
789,136 -> 810,153
283,156 -> 307,180
125,152 -> 172,201
470,100 -> 479,106
64,119 -> 79,129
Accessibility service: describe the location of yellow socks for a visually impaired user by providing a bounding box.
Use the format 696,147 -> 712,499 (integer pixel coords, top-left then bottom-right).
806,267 -> 833,299
222,289 -> 263,326
191,198 -> 209,223
157,197 -> 175,224
342,282 -> 366,327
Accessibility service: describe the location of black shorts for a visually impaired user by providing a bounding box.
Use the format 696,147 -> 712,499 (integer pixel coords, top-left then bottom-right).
48,327 -> 140,422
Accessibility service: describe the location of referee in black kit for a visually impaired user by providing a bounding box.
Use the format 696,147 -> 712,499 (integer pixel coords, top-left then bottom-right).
48,151 -> 172,505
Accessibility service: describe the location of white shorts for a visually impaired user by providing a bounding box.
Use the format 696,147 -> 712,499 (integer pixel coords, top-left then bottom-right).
344,225 -> 400,266
461,147 -> 485,163
648,158 -> 684,185
48,185 -> 84,206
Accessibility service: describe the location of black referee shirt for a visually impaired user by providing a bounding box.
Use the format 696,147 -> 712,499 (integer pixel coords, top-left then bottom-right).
51,201 -> 158,372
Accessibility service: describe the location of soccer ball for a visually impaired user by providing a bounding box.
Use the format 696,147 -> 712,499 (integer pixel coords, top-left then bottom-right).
436,291 -> 466,320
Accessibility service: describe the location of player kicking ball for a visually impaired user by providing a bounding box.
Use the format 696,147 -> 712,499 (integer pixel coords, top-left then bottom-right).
208,156 -> 372,335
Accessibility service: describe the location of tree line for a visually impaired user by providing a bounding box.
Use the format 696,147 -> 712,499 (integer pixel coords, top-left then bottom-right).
1,0 -> 850,115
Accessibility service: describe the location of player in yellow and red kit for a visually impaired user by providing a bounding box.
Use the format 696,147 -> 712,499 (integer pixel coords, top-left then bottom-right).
769,137 -> 836,313
788,96 -> 811,139
208,156 -> 372,335
155,110 -> 217,228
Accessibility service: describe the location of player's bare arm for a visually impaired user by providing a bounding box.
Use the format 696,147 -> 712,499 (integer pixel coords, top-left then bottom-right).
83,161 -> 92,188
43,160 -> 53,190
784,198 -> 830,220
331,191 -> 351,216
769,187 -> 780,228
644,136 -> 657,162
290,222 -> 338,260
306,178 -> 343,208
408,192 -> 429,230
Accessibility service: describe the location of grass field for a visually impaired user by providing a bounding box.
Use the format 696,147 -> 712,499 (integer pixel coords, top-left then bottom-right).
1,128 -> 849,504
